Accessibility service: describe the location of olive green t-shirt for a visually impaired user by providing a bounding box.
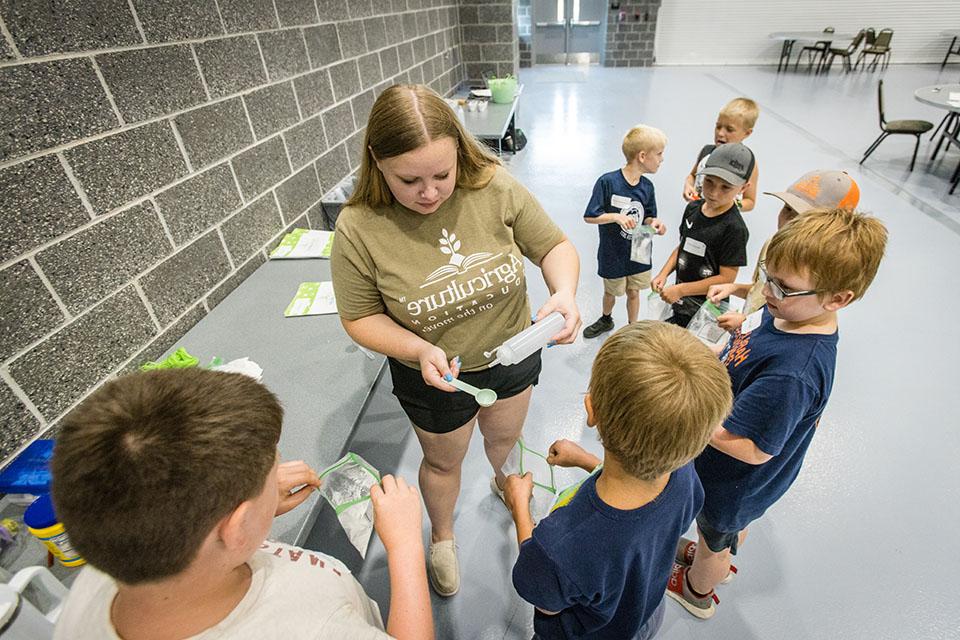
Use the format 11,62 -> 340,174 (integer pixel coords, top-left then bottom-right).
331,166 -> 566,372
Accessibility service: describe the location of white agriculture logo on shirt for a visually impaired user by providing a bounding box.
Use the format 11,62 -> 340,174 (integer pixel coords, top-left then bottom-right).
401,228 -> 525,333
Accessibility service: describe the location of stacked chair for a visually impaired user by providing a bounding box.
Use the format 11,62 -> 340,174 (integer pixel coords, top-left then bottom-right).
795,27 -> 835,72
855,28 -> 893,70
824,29 -> 866,72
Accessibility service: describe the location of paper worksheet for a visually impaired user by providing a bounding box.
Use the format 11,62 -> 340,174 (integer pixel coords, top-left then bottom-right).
270,229 -> 334,259
284,282 -> 337,317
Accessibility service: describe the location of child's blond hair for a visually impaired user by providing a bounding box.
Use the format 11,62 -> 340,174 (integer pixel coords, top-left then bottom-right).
622,124 -> 667,163
590,322 -> 732,481
766,208 -> 887,301
719,97 -> 760,130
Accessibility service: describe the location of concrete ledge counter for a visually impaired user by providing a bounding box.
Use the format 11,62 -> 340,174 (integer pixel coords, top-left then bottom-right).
160,258 -> 385,545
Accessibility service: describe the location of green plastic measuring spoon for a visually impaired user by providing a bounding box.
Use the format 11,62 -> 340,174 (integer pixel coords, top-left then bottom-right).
444,375 -> 498,407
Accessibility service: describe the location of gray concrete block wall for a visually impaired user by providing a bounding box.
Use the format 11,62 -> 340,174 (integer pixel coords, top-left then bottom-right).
458,0 -> 518,81
0,0 -> 467,466
604,1 -> 661,67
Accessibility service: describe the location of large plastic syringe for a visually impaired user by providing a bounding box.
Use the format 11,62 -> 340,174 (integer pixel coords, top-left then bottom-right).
486,312 -> 566,367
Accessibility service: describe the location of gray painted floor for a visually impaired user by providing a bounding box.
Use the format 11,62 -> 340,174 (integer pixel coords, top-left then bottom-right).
307,64 -> 960,640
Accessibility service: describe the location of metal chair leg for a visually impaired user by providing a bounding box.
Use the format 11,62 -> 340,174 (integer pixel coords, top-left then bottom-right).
861,132 -> 888,164
931,113 -> 951,141
950,157 -> 960,194
909,134 -> 921,172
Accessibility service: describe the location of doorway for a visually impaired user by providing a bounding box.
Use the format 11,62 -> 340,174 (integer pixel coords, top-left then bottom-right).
532,0 -> 606,65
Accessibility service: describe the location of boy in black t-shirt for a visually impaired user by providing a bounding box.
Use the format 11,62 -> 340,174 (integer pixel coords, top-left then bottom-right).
651,143 -> 752,327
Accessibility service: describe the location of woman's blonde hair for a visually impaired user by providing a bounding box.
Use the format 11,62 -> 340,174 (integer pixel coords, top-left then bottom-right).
347,84 -> 501,208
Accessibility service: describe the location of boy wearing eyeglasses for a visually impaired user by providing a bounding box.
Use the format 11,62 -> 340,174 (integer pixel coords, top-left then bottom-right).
707,170 -> 861,331
666,207 -> 887,619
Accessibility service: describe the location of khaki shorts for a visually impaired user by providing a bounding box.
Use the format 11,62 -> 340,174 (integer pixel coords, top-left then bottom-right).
603,271 -> 652,297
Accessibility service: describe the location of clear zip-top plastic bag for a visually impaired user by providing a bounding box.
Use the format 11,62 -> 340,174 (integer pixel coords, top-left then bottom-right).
318,453 -> 380,557
687,299 -> 731,347
647,290 -> 674,321
501,439 -> 557,522
630,225 -> 655,265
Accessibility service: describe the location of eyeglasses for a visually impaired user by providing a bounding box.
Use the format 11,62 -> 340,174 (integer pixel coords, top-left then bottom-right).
758,262 -> 825,301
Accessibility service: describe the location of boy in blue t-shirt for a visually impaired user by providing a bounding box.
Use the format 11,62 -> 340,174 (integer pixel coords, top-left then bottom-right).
502,322 -> 734,639
582,125 -> 668,339
667,208 -> 888,619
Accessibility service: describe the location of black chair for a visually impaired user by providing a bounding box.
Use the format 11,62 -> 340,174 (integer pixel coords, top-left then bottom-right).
951,156 -> 960,195
860,80 -> 934,172
824,29 -> 866,72
795,27 -> 835,71
856,28 -> 893,71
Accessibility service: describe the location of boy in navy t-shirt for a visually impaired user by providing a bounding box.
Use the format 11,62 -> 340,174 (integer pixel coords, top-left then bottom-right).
501,322 -> 734,639
582,125 -> 668,339
667,208 -> 888,619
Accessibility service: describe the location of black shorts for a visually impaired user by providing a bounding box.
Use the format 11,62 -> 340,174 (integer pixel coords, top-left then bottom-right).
696,512 -> 741,554
388,350 -> 542,434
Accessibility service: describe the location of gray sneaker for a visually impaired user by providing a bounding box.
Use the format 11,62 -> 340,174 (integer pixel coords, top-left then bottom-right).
583,316 -> 614,339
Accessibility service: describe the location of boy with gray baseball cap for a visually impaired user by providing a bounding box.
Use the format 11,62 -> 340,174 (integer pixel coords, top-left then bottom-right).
652,143 -> 754,327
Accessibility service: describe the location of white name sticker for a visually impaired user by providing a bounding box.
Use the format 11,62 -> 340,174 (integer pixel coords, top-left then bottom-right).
684,237 -> 707,257
741,309 -> 764,334
611,194 -> 632,209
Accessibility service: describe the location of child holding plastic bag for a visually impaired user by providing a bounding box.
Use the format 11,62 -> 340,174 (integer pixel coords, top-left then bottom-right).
51,369 -> 433,640
502,322 -> 732,640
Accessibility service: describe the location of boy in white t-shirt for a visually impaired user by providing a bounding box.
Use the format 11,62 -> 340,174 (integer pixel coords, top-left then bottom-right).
51,368 -> 433,640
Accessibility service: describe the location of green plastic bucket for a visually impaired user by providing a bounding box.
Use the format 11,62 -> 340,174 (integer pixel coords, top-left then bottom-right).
488,77 -> 517,103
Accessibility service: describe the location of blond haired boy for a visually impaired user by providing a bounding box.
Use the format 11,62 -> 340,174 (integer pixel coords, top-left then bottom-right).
502,322 -> 733,639
582,125 -> 668,339
683,97 -> 761,212
52,368 -> 433,640
668,208 -> 888,619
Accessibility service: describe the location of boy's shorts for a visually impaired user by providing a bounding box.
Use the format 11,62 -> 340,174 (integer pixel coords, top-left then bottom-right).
696,512 -> 741,554
388,351 -> 541,434
603,271 -> 651,296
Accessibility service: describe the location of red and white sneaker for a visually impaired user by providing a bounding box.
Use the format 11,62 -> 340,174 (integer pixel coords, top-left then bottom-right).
666,562 -> 718,620
675,537 -> 738,584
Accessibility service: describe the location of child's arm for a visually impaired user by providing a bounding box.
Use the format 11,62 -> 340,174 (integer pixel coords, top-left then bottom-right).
709,425 -> 773,465
504,472 -> 536,545
547,439 -> 602,473
682,157 -> 700,202
651,245 -> 680,292
740,164 -> 760,212
584,212 -> 637,232
370,475 -> 434,640
660,265 -> 739,304
583,178 -> 636,231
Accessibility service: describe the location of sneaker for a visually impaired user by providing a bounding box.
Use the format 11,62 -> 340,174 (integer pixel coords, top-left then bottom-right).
666,563 -> 718,620
675,537 -> 737,584
583,315 -> 614,339
428,538 -> 460,597
490,476 -> 506,506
